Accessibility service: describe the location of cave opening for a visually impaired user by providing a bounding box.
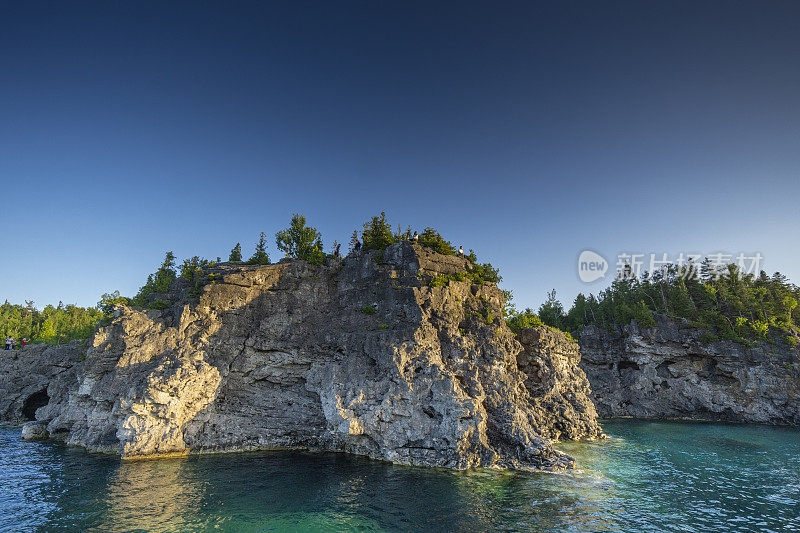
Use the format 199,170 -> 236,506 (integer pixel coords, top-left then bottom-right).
22,388 -> 50,421
617,361 -> 640,372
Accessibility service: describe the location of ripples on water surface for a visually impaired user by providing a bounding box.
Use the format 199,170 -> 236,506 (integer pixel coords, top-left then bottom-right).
1,421 -> 799,531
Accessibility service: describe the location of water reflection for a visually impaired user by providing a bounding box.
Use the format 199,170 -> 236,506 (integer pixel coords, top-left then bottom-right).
96,456 -> 205,531
1,421 -> 799,532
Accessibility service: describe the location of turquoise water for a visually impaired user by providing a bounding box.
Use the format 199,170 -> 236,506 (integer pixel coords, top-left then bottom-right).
1,421 -> 798,532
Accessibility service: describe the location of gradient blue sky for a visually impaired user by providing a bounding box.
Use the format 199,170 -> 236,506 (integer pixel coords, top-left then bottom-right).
2,1 -> 799,310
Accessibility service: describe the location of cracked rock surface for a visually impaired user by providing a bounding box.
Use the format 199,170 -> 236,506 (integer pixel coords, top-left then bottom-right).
1,242 -> 602,470
579,315 -> 800,425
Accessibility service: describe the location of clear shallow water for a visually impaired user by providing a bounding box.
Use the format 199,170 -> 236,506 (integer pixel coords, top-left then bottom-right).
1,421 -> 798,532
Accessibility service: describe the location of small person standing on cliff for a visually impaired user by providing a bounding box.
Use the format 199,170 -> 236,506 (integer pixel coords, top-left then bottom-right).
4,337 -> 12,350
412,231 -> 419,243
458,246 -> 464,257
353,238 -> 362,253
21,338 -> 27,348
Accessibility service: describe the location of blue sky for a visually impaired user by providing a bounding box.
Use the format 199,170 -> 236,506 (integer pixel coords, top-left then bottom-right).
1,1 -> 799,310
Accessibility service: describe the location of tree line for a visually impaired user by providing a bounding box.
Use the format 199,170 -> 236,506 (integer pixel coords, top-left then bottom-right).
0,300 -> 104,345
102,212 -> 501,311
12,213 -> 795,349
509,260 -> 800,346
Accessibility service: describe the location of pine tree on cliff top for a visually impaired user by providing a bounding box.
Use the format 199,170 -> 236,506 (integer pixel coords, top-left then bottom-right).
275,214 -> 324,265
229,242 -> 242,262
247,233 -> 270,265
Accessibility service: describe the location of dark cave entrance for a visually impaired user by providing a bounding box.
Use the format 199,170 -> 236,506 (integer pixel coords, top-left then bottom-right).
22,388 -> 49,421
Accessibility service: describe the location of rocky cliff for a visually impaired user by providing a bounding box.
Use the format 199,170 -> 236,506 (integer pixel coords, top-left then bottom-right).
1,242 -> 602,470
516,327 -> 601,440
579,315 -> 800,425
0,341 -> 83,424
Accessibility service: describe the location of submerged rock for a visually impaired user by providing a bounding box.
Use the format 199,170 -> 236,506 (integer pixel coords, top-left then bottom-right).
579,315 -> 800,425
21,421 -> 48,440
1,242 -> 601,470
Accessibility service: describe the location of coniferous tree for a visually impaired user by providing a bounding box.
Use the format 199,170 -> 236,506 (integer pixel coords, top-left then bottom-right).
540,258 -> 800,346
538,289 -> 566,330
361,212 -> 395,251
131,251 -> 177,307
349,230 -> 360,252
275,214 -> 324,264
247,233 -> 270,265
229,243 -> 242,262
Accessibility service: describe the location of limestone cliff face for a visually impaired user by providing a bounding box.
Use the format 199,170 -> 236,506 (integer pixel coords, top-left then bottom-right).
2,242 -> 601,470
579,315 -> 800,425
515,327 -> 601,440
0,341 -> 83,424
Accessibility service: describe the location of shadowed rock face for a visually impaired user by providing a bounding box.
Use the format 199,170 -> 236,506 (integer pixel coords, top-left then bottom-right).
579,315 -> 800,425
515,327 -> 602,441
2,242 -> 602,470
0,341 -> 83,423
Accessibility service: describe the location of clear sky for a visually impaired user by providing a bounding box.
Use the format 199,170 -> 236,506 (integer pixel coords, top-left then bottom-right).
1,1 -> 799,310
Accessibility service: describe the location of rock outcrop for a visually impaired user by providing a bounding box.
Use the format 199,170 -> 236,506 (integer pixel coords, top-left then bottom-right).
516,327 -> 602,440
0,242 -> 602,470
579,315 -> 800,425
0,341 -> 83,423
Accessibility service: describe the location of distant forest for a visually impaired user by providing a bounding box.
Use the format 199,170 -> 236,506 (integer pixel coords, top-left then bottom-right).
0,301 -> 103,345
511,261 -> 800,347
3,214 -> 799,348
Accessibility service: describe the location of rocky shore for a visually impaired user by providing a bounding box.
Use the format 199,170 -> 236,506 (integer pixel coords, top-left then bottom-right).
579,314 -> 800,425
0,242 -> 601,470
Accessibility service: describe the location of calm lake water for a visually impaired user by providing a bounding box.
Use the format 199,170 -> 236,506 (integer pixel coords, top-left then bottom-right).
1,420 -> 798,532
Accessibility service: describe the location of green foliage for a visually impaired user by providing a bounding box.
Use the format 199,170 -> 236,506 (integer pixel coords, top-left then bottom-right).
556,326 -> 578,342
430,272 -> 466,287
247,232 -> 271,265
379,323 -> 389,330
466,261 -> 501,284
362,305 -> 376,315
505,304 -> 576,342
557,262 -> 800,346
506,309 -> 544,331
275,214 -> 324,265
131,251 -> 177,308
427,265 -> 501,288
349,230 -> 360,252
229,243 -> 242,262
417,227 -> 456,255
502,289 -> 516,320
148,299 -> 171,310
352,216 -> 504,287
361,212 -> 395,252
180,256 -> 214,282
180,256 -> 216,299
98,291 -> 130,316
393,225 -> 413,241
538,289 -> 566,331
700,330 -> 720,345
0,300 -> 104,344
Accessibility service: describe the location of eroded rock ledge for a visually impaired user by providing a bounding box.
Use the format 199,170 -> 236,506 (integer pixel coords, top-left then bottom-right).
0,242 -> 601,470
579,315 -> 800,425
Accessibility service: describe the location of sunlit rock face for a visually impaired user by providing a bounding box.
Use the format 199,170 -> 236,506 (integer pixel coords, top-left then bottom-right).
579,316 -> 800,425
3,242 -> 602,470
